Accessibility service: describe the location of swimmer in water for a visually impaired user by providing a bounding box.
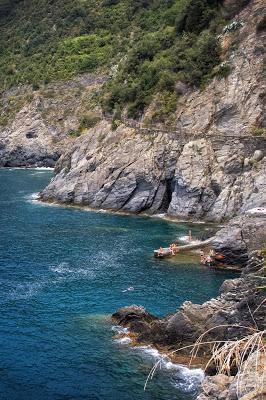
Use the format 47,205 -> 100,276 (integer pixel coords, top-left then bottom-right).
122,286 -> 134,293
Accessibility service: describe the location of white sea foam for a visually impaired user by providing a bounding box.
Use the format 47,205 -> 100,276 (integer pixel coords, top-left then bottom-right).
151,213 -> 166,219
8,281 -> 45,300
7,262 -> 94,302
132,345 -> 204,393
114,336 -> 132,344
122,286 -> 134,293
29,192 -> 39,200
135,346 -> 161,359
49,262 -> 95,280
33,167 -> 54,170
172,365 -> 205,392
111,326 -> 129,334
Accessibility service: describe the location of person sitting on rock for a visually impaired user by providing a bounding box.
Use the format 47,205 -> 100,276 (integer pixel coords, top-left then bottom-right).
158,247 -> 164,256
206,254 -> 212,266
172,244 -> 179,254
210,249 -> 215,257
200,250 -> 205,264
169,244 -> 175,255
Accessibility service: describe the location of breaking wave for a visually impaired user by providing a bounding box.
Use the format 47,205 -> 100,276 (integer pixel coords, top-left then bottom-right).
113,342 -> 204,394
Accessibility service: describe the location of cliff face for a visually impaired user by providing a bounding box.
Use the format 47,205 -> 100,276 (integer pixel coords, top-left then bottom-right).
40,0 -> 265,221
171,0 -> 265,137
40,120 -> 265,221
0,74 -> 106,167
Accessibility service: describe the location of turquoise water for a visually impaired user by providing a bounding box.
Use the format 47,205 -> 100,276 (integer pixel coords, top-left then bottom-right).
0,169 -> 237,400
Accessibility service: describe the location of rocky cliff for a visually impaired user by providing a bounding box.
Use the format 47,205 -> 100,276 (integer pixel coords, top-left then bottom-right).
112,250 -> 265,351
40,0 -> 265,221
40,120 -> 265,221
112,247 -> 266,399
0,74 -> 106,167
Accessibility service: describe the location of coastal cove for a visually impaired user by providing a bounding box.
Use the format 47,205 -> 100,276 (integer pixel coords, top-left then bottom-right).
0,169 -> 238,400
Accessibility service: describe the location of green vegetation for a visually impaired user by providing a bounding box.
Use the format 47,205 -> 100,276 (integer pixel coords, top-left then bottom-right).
68,112 -> 101,137
79,111 -> 101,129
0,0 -> 249,120
250,125 -> 266,137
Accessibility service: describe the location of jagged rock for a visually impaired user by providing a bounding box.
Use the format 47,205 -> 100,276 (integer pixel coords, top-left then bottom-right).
197,374 -> 233,400
197,351 -> 266,400
112,252 -> 265,355
111,305 -> 157,335
212,214 -> 266,264
251,149 -> 264,163
0,73 -> 106,167
40,121 -> 266,221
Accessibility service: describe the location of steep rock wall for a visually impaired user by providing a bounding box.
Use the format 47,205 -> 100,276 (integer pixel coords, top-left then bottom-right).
40,0 -> 266,220
0,74 -> 106,167
171,0 -> 265,136
40,122 -> 265,222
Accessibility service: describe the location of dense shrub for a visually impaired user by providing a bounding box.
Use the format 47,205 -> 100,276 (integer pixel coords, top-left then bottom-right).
0,0 -> 248,119
79,112 -> 101,130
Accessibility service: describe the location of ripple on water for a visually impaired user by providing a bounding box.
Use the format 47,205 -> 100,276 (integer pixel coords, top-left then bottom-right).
0,169 -> 237,400
49,262 -> 96,280
5,280 -> 48,301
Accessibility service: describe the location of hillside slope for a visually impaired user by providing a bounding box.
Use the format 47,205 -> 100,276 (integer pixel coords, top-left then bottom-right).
40,0 -> 266,222
0,0 -> 255,119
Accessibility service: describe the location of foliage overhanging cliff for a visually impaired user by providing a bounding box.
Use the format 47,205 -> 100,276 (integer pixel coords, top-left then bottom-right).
0,0 -> 253,119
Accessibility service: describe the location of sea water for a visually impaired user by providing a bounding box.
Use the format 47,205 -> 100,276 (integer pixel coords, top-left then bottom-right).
0,169 -> 237,400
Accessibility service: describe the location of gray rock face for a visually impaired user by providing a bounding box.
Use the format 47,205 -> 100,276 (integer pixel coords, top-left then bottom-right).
40,121 -> 266,222
197,351 -> 266,400
0,103 -> 63,167
212,214 -> 266,264
0,74 -> 106,167
39,0 -> 266,216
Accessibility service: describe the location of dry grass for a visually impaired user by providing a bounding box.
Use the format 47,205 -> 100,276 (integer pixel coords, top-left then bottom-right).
144,325 -> 266,395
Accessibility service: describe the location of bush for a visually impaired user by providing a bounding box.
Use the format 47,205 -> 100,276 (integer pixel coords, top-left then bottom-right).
0,0 -> 249,120
213,61 -> 231,79
68,129 -> 80,137
79,112 -> 101,130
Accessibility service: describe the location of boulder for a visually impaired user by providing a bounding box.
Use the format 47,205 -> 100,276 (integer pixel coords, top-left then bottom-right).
212,214 -> 266,265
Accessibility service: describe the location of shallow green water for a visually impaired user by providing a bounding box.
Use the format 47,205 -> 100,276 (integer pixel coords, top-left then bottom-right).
0,169 -> 237,400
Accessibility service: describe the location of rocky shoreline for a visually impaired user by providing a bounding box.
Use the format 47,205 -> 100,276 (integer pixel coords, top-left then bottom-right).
112,249 -> 265,399
0,0 -> 265,397
112,251 -> 265,350
38,121 -> 266,223
111,213 -> 266,399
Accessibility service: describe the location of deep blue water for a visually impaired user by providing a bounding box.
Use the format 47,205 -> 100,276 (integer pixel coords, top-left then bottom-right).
0,169 -> 237,400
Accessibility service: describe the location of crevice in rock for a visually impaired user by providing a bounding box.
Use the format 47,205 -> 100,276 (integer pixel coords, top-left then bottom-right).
160,178 -> 174,212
